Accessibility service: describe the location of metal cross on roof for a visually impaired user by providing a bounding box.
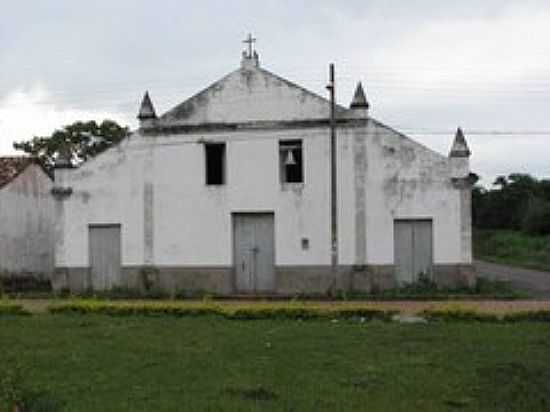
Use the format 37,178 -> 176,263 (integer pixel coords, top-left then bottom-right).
243,33 -> 256,58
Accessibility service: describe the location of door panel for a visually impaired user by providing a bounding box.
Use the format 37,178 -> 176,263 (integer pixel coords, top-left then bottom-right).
234,215 -> 255,291
233,214 -> 275,293
254,215 -> 275,292
89,225 -> 121,290
413,220 -> 433,277
394,221 -> 414,284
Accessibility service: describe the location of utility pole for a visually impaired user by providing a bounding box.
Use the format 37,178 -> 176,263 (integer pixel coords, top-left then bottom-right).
327,63 -> 338,273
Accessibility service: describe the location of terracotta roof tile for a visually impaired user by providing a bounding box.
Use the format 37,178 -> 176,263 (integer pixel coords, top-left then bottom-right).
0,157 -> 34,189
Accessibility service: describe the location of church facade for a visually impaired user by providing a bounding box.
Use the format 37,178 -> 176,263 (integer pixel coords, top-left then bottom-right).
52,46 -> 476,295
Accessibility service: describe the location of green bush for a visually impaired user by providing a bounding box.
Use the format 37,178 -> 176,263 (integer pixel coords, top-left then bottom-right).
422,306 -> 550,323
474,229 -> 550,272
330,307 -> 397,320
228,306 -> 321,320
48,300 -> 394,321
48,301 -> 220,317
523,198 -> 550,235
421,306 -> 500,322
0,302 -> 29,316
503,310 -> 550,322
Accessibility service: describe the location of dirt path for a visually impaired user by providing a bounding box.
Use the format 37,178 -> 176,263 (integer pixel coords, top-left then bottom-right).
475,260 -> 550,298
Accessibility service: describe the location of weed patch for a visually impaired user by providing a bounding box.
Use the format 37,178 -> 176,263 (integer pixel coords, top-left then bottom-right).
503,310 -> 550,322
1,365 -> 64,411
475,362 -> 550,410
422,306 -> 500,322
475,229 -> 550,271
223,385 -> 278,402
341,276 -> 527,301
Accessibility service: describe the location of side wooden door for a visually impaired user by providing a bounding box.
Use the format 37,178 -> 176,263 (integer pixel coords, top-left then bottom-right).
394,220 -> 433,284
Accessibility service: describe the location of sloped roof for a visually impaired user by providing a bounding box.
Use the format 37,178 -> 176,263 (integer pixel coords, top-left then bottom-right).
159,65 -> 349,125
0,157 -> 47,189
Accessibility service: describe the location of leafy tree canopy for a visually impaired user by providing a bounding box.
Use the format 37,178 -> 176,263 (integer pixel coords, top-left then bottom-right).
474,173 -> 550,235
13,119 -> 129,169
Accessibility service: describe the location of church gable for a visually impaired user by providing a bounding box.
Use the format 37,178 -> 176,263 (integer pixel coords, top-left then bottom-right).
159,60 -> 348,126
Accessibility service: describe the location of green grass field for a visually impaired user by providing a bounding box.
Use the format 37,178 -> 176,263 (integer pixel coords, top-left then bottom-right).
1,314 -> 550,411
474,229 -> 550,271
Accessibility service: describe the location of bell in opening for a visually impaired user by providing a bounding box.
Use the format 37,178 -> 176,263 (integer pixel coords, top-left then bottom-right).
285,149 -> 296,166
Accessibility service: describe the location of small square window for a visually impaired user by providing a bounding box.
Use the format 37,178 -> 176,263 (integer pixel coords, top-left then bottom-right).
279,140 -> 303,183
205,143 -> 226,185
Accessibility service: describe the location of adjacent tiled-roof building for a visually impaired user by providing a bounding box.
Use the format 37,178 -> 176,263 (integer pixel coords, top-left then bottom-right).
0,156 -> 55,277
0,157 -> 36,188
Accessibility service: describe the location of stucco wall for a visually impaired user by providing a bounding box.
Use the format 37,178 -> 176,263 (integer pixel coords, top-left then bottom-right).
57,119 -> 469,272
0,164 -> 55,276
57,127 -> 340,269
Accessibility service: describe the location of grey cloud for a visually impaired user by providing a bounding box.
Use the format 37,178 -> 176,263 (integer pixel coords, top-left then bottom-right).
1,0 -> 549,182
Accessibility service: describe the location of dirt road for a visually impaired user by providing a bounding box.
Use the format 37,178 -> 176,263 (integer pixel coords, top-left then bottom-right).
475,260 -> 550,298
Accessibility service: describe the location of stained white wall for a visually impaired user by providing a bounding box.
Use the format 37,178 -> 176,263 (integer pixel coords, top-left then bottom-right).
56,138 -> 146,267
161,65 -> 348,125
356,121 -> 468,266
57,120 -> 469,270
57,128 -> 341,268
0,164 -> 55,275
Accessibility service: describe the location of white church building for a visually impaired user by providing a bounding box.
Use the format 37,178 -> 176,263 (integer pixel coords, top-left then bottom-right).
52,43 -> 476,295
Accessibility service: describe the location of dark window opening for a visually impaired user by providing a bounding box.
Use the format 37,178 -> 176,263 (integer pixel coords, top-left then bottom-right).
205,143 -> 226,185
279,140 -> 303,183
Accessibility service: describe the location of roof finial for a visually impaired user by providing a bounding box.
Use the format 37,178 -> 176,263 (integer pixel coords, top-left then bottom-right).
241,33 -> 260,69
243,33 -> 256,58
137,91 -> 157,120
449,127 -> 471,158
350,82 -> 369,110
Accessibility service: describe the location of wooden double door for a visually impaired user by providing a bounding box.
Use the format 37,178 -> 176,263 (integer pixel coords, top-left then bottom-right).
394,219 -> 433,284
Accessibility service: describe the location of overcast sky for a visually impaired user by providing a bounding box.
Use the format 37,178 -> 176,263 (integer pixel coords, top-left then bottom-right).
1,0 -> 549,185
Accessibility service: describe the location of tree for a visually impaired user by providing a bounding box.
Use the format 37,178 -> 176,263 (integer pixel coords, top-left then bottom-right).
493,175 -> 508,189
523,197 -> 550,235
13,120 -> 129,169
473,173 -> 550,235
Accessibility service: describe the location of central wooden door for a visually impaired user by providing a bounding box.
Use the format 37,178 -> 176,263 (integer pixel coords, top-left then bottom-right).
89,225 -> 121,290
233,213 -> 275,293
